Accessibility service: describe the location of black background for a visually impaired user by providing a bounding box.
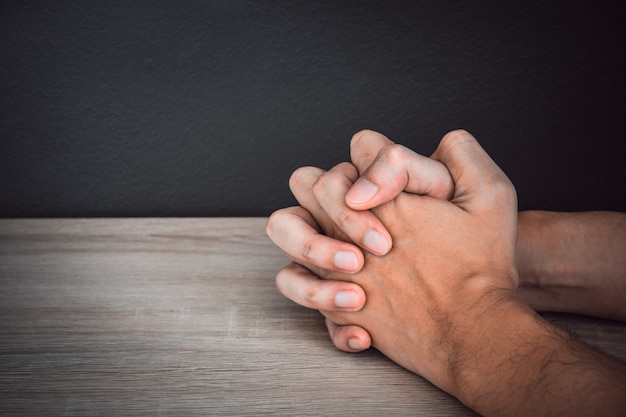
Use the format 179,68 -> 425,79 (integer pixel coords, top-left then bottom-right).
1,1 -> 625,217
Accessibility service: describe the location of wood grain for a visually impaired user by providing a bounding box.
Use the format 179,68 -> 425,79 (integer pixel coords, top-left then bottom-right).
0,218 -> 624,416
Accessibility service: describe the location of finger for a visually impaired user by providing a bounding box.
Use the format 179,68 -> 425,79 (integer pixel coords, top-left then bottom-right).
346,130 -> 455,211
346,143 -> 455,210
275,263 -> 366,311
266,206 -> 364,273
289,166 -> 339,236
430,129 -> 516,213
312,162 -> 392,255
325,317 -> 372,352
349,129 -> 394,174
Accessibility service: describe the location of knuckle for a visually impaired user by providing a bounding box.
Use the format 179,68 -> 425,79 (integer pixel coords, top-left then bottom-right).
265,214 -> 276,237
439,129 -> 475,151
265,208 -> 285,238
288,166 -> 309,190
289,166 -> 324,192
300,235 -> 318,263
302,279 -> 322,304
312,172 -> 332,199
275,264 -> 294,295
487,175 -> 517,207
335,208 -> 357,231
335,162 -> 358,180
350,129 -> 378,149
275,269 -> 286,293
378,143 -> 408,165
444,128 -> 473,143
496,178 -> 517,203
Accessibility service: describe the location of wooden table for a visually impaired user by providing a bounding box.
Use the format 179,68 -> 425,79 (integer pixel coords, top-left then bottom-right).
1,218 -> 625,416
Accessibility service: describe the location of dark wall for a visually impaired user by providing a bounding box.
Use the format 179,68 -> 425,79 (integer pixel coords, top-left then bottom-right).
1,1 -> 625,217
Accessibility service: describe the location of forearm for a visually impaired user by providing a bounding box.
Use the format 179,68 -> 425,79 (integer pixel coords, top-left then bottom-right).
516,210 -> 626,320
450,297 -> 626,417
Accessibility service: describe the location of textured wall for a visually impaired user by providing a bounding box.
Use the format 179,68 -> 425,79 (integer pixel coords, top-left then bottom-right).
1,1 -> 625,217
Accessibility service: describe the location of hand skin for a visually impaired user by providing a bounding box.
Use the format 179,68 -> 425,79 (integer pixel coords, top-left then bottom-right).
267,130 -> 456,351
517,210 -> 626,321
269,130 -> 626,416
266,130 -> 626,353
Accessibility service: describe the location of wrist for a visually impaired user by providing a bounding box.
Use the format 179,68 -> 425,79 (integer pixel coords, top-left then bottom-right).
444,291 -> 524,379
433,286 -> 525,397
515,211 -> 575,311
516,210 -> 553,288
445,296 -> 559,413
447,293 -> 626,416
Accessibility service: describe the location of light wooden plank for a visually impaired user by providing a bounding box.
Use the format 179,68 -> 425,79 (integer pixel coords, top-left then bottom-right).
0,218 -> 624,416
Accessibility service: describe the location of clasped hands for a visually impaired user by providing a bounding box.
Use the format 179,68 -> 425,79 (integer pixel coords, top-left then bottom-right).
266,129 -> 521,395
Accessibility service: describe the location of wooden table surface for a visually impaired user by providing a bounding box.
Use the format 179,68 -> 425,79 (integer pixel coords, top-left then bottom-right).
1,218 -> 625,416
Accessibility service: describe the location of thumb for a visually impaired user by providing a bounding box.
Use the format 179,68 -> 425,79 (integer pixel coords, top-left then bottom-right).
346,142 -> 454,211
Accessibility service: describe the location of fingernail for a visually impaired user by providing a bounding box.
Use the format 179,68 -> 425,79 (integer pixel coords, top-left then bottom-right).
348,337 -> 363,350
335,290 -> 359,308
334,251 -> 359,271
363,229 -> 389,255
347,179 -> 378,204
